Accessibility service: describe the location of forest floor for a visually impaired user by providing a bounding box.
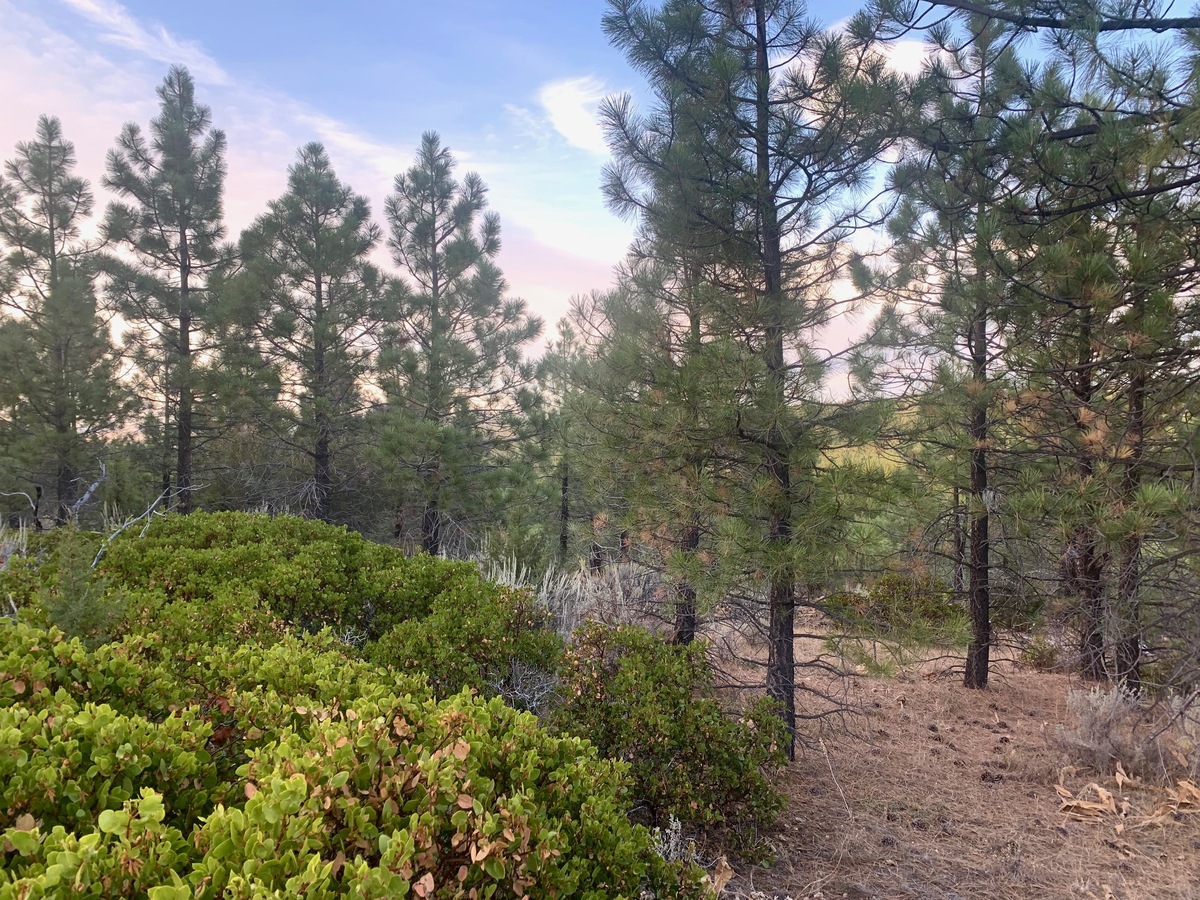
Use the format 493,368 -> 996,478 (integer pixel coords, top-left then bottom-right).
715,637 -> 1200,900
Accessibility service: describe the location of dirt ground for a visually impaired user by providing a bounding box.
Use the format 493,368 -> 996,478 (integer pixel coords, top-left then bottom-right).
716,651 -> 1200,900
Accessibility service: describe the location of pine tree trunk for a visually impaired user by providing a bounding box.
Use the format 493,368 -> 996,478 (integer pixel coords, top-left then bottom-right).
422,491 -> 441,556
559,463 -> 570,561
673,521 -> 699,645
53,337 -> 75,525
1114,311 -> 1147,691
176,231 -> 193,514
314,432 -> 332,523
1077,540 -> 1108,681
755,0 -> 796,757
313,273 -> 332,523
1071,306 -> 1108,681
964,312 -> 990,689
54,454 -> 75,526
952,485 -> 966,599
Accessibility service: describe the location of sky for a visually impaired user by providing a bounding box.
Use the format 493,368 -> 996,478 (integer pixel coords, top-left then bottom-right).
0,0 -> 919,349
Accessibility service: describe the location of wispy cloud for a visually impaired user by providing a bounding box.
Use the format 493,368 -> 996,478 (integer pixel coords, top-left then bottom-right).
0,0 -> 628,327
290,111 -> 413,183
537,76 -> 610,156
60,0 -> 232,86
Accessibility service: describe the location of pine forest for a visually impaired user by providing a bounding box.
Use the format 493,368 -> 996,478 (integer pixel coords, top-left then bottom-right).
2,1 -> 1200,897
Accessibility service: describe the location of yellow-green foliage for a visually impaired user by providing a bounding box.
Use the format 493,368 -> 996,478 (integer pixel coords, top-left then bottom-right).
1,511 -> 785,865
96,512 -> 409,635
0,623 -> 708,898
366,577 -> 560,699
826,573 -> 968,644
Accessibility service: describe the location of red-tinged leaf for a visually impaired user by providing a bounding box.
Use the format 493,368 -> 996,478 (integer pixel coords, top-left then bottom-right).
210,724 -> 236,746
457,793 -> 474,810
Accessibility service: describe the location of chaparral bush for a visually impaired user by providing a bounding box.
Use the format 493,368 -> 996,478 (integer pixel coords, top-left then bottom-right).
550,624 -> 786,836
365,577 -> 561,700
96,512 -> 399,635
0,622 -> 708,899
1,511 -> 786,860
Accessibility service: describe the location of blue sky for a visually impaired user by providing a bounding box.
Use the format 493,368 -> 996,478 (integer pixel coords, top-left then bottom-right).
0,0 -> 912,340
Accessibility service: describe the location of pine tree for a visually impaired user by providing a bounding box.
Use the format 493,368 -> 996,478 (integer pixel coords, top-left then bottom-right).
869,0 -> 1200,689
603,0 -> 906,753
586,283 -> 715,640
380,132 -> 542,555
997,29 -> 1200,689
0,116 -> 130,524
231,143 -> 391,522
102,65 -> 228,514
862,17 -> 1031,688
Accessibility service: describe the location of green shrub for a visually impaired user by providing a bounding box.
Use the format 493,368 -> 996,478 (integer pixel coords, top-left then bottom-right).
1,790 -> 195,899
0,528 -> 109,637
0,698 -> 219,832
125,584 -> 285,652
0,623 -> 159,714
0,623 -> 708,899
35,527 -> 125,649
1020,634 -> 1061,671
366,578 -> 561,700
550,624 -> 786,835
194,693 -> 700,899
98,512 -> 385,634
365,552 -> 485,635
93,511 -> 517,645
826,574 -> 969,646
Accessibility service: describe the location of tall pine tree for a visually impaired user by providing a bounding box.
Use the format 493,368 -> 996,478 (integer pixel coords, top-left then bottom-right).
380,132 -> 541,555
603,0 -> 905,752
0,116 -> 130,524
102,65 -> 228,513
232,143 -> 391,522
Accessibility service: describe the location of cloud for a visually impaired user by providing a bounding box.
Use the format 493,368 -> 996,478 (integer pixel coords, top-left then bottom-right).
537,76 -> 610,156
826,16 -> 934,77
877,39 -> 931,76
290,111 -> 413,184
59,0 -> 232,86
0,1 -> 630,330
502,102 -> 553,147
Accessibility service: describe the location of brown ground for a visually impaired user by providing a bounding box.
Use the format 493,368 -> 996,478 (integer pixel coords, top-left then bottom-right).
716,652 -> 1200,900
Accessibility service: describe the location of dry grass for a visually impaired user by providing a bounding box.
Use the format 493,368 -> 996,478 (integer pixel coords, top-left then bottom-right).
715,650 -> 1200,900
515,571 -> 1200,897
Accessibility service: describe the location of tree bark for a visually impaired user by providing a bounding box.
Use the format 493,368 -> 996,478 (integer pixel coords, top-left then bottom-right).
673,521 -> 700,645
1114,301 -> 1147,691
964,310 -> 990,689
422,492 -> 441,556
755,0 -> 797,757
559,463 -> 570,561
313,272 -> 332,523
176,228 -> 193,514
1070,305 -> 1109,681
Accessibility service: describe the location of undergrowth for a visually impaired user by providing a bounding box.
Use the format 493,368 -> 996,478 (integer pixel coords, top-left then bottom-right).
1053,685 -> 1200,782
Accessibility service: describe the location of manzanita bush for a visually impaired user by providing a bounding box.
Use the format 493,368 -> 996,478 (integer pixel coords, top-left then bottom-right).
0,511 -> 786,894
552,624 -> 787,834
0,624 -> 709,898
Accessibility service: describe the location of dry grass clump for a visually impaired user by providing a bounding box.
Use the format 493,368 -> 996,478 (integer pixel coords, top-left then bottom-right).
1053,686 -> 1200,782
